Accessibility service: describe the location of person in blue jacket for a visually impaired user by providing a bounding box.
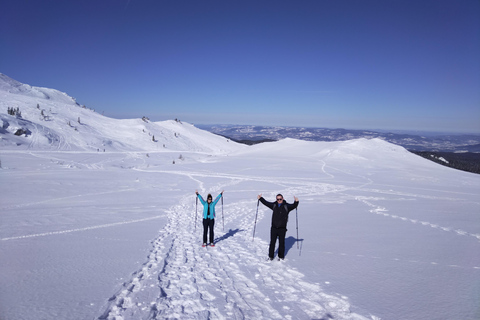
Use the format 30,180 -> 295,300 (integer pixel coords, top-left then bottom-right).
196,190 -> 223,247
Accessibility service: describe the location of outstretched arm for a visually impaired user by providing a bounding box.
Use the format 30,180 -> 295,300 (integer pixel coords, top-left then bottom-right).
213,191 -> 224,205
258,194 -> 275,209
288,196 -> 299,211
196,190 -> 205,204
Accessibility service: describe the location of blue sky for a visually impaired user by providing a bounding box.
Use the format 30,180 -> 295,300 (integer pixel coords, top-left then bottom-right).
1,0 -> 479,133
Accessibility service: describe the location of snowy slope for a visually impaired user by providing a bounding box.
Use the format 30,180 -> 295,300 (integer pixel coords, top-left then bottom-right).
1,75 -> 479,320
0,73 -> 243,154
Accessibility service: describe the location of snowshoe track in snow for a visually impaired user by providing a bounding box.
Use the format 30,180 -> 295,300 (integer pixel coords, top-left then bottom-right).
98,192 -> 368,320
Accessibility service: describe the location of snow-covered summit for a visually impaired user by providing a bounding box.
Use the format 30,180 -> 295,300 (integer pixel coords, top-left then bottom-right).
0,73 -> 244,153
234,136 -> 431,172
0,73 -> 76,104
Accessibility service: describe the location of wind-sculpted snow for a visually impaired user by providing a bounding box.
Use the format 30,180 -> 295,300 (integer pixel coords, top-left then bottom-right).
0,73 -> 58,101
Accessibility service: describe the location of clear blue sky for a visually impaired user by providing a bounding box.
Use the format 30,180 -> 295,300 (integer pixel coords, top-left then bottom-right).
1,0 -> 479,133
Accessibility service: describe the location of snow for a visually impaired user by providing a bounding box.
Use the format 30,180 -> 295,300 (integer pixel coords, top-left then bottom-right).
430,154 -> 449,164
0,74 -> 241,154
1,74 -> 480,320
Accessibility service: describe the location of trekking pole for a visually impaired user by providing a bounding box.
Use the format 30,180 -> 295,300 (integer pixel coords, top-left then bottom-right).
296,208 -> 299,249
195,196 -> 198,231
221,195 -> 224,231
253,199 -> 259,241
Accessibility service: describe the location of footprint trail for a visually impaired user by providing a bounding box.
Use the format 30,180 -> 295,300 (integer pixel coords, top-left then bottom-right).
98,191 -> 371,320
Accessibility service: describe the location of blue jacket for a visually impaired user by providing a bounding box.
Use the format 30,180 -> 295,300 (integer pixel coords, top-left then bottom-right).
197,193 -> 222,219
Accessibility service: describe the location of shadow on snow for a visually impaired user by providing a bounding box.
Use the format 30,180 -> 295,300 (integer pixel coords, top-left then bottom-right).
283,236 -> 304,257
215,228 -> 244,243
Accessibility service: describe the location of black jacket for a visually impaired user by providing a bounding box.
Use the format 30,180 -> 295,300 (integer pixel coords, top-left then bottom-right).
259,197 -> 299,229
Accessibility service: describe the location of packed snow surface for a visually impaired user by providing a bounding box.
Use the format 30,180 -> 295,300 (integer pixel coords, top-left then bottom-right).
1,74 -> 480,320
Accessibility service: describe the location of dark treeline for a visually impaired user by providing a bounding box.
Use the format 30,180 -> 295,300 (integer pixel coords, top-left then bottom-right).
213,133 -> 276,145
232,138 -> 277,145
411,151 -> 480,175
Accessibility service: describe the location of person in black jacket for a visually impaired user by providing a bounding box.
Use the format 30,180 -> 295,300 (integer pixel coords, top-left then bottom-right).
257,193 -> 299,260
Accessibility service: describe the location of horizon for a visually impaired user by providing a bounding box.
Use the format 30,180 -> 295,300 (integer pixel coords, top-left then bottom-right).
192,123 -> 480,136
1,0 -> 479,133
1,70 -> 479,136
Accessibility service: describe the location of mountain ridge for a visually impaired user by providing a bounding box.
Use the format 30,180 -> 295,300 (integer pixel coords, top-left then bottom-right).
0,73 -> 242,154
197,124 -> 480,152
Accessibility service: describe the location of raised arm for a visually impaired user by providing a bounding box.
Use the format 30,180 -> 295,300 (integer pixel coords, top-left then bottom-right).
287,196 -> 299,211
196,190 -> 205,204
212,191 -> 223,205
258,194 -> 275,209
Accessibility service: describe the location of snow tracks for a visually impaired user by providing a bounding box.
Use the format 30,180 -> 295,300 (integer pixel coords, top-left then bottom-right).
98,194 -> 369,320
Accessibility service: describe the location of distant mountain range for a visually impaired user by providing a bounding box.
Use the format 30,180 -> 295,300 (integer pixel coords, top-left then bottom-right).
197,124 -> 480,153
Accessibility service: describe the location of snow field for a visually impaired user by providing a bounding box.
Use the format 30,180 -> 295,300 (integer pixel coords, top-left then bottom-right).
1,139 -> 479,320
97,191 -> 367,320
2,72 -> 480,320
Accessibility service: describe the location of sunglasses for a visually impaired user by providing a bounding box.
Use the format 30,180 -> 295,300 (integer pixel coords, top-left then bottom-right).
276,198 -> 283,201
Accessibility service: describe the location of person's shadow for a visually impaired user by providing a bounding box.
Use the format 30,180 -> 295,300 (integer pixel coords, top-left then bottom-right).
215,228 -> 243,243
283,236 -> 304,257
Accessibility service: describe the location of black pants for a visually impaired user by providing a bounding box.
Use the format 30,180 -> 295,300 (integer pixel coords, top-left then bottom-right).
203,218 -> 215,244
269,227 -> 287,259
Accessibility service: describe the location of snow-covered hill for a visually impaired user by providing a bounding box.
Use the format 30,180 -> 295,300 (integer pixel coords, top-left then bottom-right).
0,73 -> 243,154
198,124 -> 480,152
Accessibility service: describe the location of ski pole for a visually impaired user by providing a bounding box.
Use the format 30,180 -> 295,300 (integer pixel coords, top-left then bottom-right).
195,195 -> 198,231
253,199 -> 259,241
296,207 -> 299,249
221,195 -> 224,231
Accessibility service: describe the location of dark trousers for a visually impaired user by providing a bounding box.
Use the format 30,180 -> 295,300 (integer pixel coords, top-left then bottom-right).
269,227 -> 287,259
203,218 -> 215,244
